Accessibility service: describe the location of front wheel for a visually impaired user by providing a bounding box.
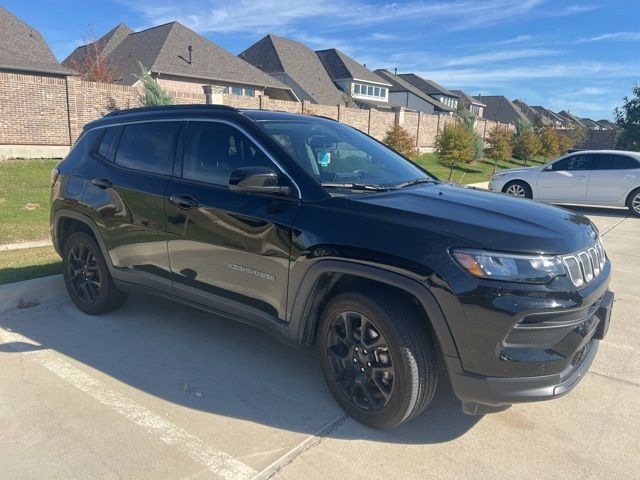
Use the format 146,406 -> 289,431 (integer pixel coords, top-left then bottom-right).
318,290 -> 438,429
627,188 -> 640,217
62,232 -> 128,315
502,180 -> 532,199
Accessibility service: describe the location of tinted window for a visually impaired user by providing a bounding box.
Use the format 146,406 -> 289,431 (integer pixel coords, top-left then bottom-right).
97,127 -> 119,160
183,122 -> 274,186
114,122 -> 180,175
595,154 -> 639,170
551,154 -> 593,171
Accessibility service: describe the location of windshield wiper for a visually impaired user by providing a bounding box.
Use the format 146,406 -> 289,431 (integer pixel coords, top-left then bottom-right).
321,182 -> 390,191
395,178 -> 439,188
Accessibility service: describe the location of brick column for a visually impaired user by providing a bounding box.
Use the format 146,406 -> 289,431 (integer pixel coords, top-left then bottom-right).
416,111 -> 422,148
64,75 -> 79,145
337,104 -> 343,122
367,109 -> 372,135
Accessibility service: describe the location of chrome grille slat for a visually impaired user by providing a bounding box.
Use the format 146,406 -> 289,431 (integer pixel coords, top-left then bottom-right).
561,240 -> 605,287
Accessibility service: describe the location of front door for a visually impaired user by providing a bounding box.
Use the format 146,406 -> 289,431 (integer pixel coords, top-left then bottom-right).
537,154 -> 593,202
165,120 -> 299,325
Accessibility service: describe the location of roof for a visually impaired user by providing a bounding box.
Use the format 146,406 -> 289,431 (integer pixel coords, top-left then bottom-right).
451,90 -> 485,107
398,73 -> 459,99
474,95 -> 527,125
67,22 -> 294,95
353,97 -> 397,110
513,99 -> 544,124
374,69 -> 455,112
239,34 -> 344,105
0,7 -> 70,75
580,117 -> 601,129
557,110 -> 587,128
62,23 -> 133,71
596,119 -> 618,129
531,106 -> 567,124
315,48 -> 390,85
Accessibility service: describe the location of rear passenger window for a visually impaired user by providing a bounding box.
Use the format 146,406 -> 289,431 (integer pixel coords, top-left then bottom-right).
596,154 -> 639,170
115,122 -> 181,175
551,155 -> 592,171
97,127 -> 119,160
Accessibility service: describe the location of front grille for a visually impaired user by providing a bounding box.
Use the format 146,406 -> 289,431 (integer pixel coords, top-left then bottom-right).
561,240 -> 605,287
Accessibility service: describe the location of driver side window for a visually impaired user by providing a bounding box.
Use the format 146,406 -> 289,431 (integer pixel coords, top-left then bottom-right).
183,121 -> 274,186
551,154 -> 593,171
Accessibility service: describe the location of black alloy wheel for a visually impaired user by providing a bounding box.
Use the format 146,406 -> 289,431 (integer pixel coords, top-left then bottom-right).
67,243 -> 102,305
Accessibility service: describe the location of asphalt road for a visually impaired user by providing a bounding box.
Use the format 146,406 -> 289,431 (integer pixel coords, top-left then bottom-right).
0,206 -> 638,480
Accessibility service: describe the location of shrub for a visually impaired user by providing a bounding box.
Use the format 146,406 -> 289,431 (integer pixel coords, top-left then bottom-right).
486,126 -> 513,174
538,126 -> 561,160
435,123 -> 475,180
513,126 -> 541,166
457,103 -> 483,160
383,123 -> 417,158
136,63 -> 174,107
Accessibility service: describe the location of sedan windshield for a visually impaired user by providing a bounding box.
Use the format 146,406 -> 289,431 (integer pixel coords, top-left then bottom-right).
257,119 -> 436,188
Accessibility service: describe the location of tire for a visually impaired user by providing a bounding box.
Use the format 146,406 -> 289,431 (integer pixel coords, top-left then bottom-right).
318,290 -> 438,429
62,232 -> 128,315
626,188 -> 640,217
502,180 -> 532,199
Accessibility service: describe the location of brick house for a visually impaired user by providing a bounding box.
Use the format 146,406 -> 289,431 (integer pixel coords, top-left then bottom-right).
475,95 -> 527,126
374,69 -> 455,115
531,106 -> 568,128
63,22 -> 297,101
451,89 -> 485,118
398,74 -> 460,110
239,35 -> 345,106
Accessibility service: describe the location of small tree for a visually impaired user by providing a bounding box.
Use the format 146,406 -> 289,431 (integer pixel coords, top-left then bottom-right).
566,124 -> 588,149
614,82 -> 640,151
383,123 -> 417,158
513,126 -> 541,166
538,126 -> 561,160
435,123 -> 475,180
457,103 -> 483,161
136,63 -> 174,107
66,26 -> 117,83
557,132 -> 574,154
486,126 -> 513,174
532,113 -> 546,134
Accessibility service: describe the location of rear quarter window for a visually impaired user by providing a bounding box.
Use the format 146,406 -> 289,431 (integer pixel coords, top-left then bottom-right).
114,122 -> 181,175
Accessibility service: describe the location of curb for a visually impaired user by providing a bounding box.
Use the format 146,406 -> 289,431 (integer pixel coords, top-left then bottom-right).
0,239 -> 52,252
0,275 -> 66,315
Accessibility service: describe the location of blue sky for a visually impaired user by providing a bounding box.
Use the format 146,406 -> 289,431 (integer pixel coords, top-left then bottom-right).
5,0 -> 639,120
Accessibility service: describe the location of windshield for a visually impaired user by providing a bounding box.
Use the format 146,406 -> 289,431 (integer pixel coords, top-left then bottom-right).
257,120 -> 435,188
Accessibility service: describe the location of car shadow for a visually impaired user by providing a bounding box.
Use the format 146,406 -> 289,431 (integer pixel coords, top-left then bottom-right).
1,293 -> 481,444
560,205 -> 630,219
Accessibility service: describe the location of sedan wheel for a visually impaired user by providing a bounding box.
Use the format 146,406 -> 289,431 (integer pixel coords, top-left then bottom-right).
633,193 -> 640,214
505,183 -> 526,197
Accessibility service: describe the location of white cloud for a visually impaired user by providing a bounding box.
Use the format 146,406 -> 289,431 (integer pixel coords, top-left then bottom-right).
440,48 -> 559,67
576,32 -> 640,43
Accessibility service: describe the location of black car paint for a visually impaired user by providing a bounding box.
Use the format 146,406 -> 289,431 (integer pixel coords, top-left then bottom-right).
51,105 -> 612,413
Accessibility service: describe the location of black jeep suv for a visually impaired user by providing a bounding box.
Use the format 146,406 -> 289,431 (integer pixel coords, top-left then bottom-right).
51,105 -> 613,429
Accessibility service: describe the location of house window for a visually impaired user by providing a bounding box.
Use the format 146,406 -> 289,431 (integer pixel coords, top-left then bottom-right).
367,86 -> 374,96
222,86 -> 229,94
354,84 -> 361,94
374,87 -> 380,97
232,86 -> 243,96
245,88 -> 255,97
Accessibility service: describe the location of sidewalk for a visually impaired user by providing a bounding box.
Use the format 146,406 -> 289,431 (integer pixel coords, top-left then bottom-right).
0,238 -> 51,252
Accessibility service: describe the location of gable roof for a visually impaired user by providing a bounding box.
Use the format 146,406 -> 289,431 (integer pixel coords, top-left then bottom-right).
531,106 -> 567,125
315,49 -> 390,85
374,69 -> 455,112
513,99 -> 544,124
62,23 -> 133,71
474,95 -> 527,125
557,110 -> 586,128
451,89 -> 485,107
398,73 -> 459,99
596,119 -> 618,129
239,34 -> 344,105
580,117 -> 602,129
0,7 -> 70,75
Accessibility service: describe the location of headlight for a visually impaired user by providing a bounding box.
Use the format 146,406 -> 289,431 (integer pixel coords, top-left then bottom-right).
451,249 -> 565,284
492,172 -> 507,179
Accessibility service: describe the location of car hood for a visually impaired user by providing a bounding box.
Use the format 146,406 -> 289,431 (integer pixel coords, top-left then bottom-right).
495,166 -> 541,176
349,183 -> 597,254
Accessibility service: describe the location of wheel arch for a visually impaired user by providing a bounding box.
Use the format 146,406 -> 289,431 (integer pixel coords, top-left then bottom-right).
287,260 -> 459,358
53,209 -> 113,270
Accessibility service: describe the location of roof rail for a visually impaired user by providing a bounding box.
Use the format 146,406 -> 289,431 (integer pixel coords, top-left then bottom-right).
105,104 -> 239,117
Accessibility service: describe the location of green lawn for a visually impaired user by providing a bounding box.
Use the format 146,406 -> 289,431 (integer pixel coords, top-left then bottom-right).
0,246 -> 61,285
412,153 -> 546,185
0,159 -> 59,244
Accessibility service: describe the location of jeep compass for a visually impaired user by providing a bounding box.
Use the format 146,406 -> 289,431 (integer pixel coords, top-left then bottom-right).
50,105 -> 613,429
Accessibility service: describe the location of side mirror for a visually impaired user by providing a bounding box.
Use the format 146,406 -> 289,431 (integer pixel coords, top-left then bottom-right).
543,164 -> 553,171
229,167 -> 291,195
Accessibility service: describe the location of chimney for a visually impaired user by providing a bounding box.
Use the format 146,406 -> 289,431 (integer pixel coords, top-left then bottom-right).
394,67 -> 397,76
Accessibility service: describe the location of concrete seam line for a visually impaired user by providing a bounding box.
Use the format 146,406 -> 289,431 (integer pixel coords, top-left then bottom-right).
251,414 -> 348,480
0,326 -> 257,480
601,217 -> 628,237
589,370 -> 640,388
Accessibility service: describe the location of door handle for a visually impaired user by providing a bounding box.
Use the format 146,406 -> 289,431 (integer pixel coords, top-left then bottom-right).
624,175 -> 636,180
575,176 -> 585,180
169,194 -> 199,209
92,178 -> 113,189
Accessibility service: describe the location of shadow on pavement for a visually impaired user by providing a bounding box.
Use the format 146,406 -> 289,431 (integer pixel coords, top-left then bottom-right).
0,293 -> 480,444
561,205 -> 630,219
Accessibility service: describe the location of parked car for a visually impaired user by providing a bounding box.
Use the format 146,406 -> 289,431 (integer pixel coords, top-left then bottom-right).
51,105 -> 613,429
489,150 -> 640,216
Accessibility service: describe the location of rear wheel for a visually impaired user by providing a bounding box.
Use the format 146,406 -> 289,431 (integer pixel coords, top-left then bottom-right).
502,180 -> 532,199
627,188 -> 640,217
62,232 -> 128,315
318,290 -> 438,429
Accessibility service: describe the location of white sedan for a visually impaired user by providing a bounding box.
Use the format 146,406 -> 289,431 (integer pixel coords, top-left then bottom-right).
488,150 -> 640,216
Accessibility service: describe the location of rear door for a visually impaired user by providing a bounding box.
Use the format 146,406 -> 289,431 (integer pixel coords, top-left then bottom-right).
85,121 -> 181,293
537,154 -> 593,203
586,153 -> 640,204
165,120 -> 300,325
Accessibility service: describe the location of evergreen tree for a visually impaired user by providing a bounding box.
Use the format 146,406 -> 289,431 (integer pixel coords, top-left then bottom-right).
487,126 -> 513,174
383,123 -> 417,158
456,103 -> 483,160
435,123 -> 475,181
614,83 -> 640,151
136,63 -> 174,107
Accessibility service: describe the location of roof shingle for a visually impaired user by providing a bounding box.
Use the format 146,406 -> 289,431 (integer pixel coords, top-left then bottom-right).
374,69 -> 455,113
474,95 -> 527,125
399,74 -> 459,99
315,49 -> 390,85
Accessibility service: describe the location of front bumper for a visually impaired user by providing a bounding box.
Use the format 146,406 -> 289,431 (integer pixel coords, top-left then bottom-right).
446,290 -> 613,413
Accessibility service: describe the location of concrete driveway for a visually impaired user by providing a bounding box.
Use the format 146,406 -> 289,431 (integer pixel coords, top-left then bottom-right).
0,207 -> 638,480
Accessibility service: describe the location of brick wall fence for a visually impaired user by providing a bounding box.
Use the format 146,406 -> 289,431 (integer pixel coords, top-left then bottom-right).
0,71 -> 513,156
